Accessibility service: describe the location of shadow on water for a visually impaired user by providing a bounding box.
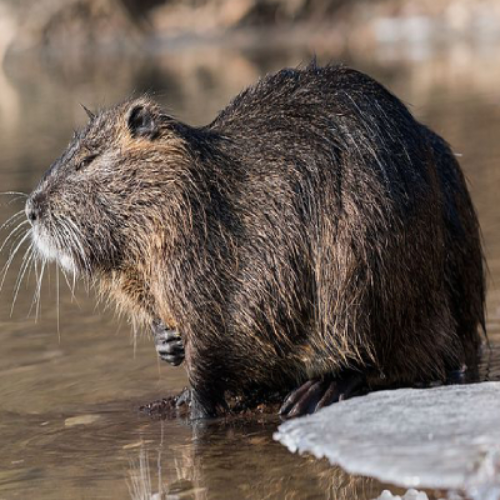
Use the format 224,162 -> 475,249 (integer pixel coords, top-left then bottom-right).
1,37 -> 500,499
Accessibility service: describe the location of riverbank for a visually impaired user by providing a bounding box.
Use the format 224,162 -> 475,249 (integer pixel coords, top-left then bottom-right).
2,0 -> 500,63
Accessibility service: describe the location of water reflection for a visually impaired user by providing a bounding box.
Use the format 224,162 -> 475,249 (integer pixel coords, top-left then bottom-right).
126,415 -> 387,500
1,402 -> 395,499
1,39 -> 500,500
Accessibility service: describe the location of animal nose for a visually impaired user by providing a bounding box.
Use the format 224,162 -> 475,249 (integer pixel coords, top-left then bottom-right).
25,195 -> 43,224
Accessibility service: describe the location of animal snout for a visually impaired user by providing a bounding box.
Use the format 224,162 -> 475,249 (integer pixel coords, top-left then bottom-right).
25,193 -> 45,224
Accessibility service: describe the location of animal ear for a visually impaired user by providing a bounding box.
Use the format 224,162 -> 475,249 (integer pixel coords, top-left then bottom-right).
126,104 -> 158,139
80,103 -> 95,120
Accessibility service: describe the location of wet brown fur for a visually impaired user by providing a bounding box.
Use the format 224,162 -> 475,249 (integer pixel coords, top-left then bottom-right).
27,64 -> 485,416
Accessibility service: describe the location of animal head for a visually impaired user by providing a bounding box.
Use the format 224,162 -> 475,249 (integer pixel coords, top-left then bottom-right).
25,98 -> 190,279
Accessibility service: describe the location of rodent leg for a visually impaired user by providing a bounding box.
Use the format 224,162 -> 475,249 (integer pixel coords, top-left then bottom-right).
151,319 -> 185,367
190,386 -> 220,420
188,371 -> 228,420
279,371 -> 366,419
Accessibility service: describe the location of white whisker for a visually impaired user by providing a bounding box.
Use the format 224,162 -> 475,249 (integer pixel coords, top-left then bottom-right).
0,210 -> 25,233
59,262 -> 79,305
34,259 -> 47,321
0,191 -> 28,198
55,218 -> 80,304
10,240 -> 34,316
8,196 -> 28,206
0,218 -> 28,255
66,219 -> 91,274
0,229 -> 31,294
28,258 -> 40,318
56,262 -> 61,343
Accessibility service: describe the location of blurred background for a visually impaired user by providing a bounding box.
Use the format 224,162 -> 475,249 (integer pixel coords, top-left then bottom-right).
1,1 -> 500,499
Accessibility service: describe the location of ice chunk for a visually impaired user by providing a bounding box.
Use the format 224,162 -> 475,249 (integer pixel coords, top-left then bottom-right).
375,490 -> 431,500
274,382 -> 500,500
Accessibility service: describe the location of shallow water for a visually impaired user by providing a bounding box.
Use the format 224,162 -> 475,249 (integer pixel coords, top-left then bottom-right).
1,40 -> 500,499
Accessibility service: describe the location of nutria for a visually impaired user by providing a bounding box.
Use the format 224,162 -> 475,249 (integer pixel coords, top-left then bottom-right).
24,63 -> 485,419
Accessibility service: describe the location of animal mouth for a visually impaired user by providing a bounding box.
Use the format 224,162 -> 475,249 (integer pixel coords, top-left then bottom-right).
30,223 -> 77,274
25,192 -> 96,278
25,197 -> 84,275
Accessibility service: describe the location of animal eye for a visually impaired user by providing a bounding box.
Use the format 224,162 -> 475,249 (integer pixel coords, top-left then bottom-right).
76,154 -> 98,171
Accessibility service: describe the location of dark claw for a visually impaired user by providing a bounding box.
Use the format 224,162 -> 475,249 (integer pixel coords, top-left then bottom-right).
175,388 -> 191,407
314,381 -> 338,410
279,372 -> 365,419
162,357 -> 182,366
155,340 -> 183,353
151,319 -> 185,367
154,330 -> 180,344
338,373 -> 365,400
279,380 -> 315,415
286,380 -> 324,419
446,366 -> 467,384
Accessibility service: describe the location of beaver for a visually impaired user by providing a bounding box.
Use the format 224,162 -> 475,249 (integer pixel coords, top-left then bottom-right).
24,63 -> 485,419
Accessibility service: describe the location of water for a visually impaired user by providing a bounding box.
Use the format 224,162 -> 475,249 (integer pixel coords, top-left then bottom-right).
1,40 -> 500,499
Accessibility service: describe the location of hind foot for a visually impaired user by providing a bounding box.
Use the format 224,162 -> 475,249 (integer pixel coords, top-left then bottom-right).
279,372 -> 366,419
151,319 -> 185,367
140,387 -> 191,418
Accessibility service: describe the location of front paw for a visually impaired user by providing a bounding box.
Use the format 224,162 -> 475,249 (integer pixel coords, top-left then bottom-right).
151,319 -> 185,367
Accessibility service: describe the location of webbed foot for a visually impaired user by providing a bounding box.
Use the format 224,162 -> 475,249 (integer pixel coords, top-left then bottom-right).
151,319 -> 185,367
279,372 -> 366,419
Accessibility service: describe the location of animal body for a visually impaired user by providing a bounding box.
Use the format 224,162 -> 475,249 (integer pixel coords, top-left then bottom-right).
25,64 -> 485,419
